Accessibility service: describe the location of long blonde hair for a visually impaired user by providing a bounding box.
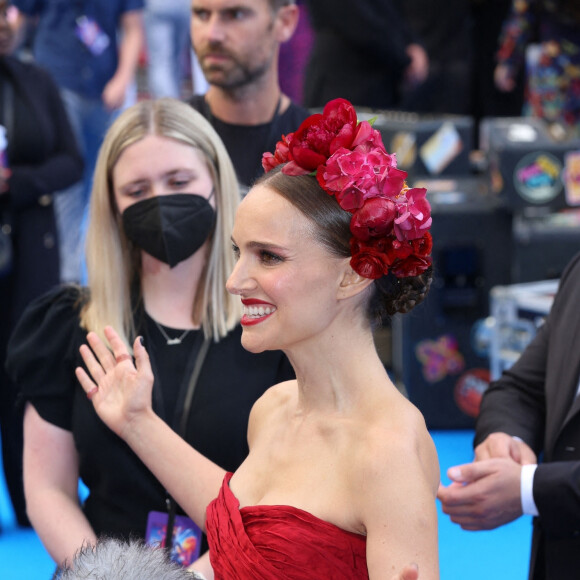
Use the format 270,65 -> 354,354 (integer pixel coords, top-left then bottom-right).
81,98 -> 242,345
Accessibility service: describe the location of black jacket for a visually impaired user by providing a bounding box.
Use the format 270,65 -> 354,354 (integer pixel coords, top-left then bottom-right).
476,251 -> 580,580
0,55 -> 83,323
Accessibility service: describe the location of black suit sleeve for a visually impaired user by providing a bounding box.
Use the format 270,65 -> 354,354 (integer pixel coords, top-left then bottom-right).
8,62 -> 84,211
534,461 -> 580,535
475,252 -> 580,535
474,306 -> 550,454
475,253 -> 580,453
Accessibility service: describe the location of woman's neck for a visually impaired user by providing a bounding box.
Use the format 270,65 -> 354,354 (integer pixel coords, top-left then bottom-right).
285,323 -> 391,416
140,250 -> 206,329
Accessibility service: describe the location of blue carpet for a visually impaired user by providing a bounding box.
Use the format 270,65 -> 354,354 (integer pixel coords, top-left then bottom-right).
0,430 -> 531,579
434,430 -> 532,579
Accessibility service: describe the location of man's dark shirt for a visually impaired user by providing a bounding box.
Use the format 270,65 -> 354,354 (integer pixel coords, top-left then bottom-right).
189,95 -> 309,189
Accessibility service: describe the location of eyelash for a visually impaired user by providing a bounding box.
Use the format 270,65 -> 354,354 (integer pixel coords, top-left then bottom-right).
231,244 -> 283,265
127,189 -> 145,198
124,176 -> 193,198
259,250 -> 283,265
169,177 -> 191,188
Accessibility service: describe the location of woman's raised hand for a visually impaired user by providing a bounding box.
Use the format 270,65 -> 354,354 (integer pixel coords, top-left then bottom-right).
76,326 -> 155,439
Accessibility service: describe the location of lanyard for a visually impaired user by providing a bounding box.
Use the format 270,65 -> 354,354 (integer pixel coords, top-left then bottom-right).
144,318 -> 211,553
164,335 -> 211,553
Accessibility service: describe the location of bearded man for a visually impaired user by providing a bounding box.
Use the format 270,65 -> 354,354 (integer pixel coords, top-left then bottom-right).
188,0 -> 309,189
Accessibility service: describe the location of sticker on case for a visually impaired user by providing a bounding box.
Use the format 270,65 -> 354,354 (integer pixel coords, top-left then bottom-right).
513,151 -> 563,204
419,122 -> 463,175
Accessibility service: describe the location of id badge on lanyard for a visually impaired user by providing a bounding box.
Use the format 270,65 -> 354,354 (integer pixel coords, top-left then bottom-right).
145,510 -> 202,567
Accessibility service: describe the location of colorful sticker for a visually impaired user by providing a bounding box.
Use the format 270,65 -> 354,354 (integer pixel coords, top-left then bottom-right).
454,368 -> 490,417
513,151 -> 563,204
390,131 -> 417,170
415,334 -> 465,383
419,122 -> 463,175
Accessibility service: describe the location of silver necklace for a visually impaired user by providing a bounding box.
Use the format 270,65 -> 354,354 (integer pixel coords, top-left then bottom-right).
153,319 -> 192,346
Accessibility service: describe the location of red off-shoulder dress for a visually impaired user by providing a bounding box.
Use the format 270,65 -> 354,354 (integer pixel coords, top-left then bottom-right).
206,472 -> 369,579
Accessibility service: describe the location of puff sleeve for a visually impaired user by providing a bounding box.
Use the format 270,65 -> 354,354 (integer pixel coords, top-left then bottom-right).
5,285 -> 89,430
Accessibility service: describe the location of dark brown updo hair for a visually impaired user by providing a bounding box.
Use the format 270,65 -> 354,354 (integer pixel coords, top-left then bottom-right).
256,166 -> 433,325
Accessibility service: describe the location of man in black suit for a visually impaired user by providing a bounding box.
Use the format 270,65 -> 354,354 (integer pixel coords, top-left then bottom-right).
438,251 -> 580,580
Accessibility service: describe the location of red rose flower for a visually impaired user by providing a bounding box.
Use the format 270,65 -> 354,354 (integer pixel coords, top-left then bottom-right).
282,98 -> 358,175
390,233 -> 433,277
391,254 -> 432,278
350,197 -> 397,241
262,133 -> 292,172
350,237 -> 392,279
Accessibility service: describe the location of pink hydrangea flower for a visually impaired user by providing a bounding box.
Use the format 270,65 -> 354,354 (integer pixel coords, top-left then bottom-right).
394,188 -> 432,241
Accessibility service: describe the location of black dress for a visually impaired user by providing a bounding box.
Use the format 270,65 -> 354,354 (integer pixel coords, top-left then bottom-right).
6,285 -> 295,544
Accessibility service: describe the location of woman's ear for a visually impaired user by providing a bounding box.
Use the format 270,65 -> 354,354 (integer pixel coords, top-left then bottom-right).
337,265 -> 374,300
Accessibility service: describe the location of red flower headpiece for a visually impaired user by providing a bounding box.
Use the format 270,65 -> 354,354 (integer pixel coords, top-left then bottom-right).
262,98 -> 433,280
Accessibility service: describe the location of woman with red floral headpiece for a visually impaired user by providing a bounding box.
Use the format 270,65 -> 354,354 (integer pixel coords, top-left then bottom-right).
76,98 -> 439,580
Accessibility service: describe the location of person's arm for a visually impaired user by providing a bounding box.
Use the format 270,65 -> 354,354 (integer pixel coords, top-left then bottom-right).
23,404 -> 97,566
474,310 -> 551,453
494,0 -> 535,92
476,252 -> 580,453
361,412 -> 439,579
102,9 -> 144,110
76,326 -> 226,530
189,551 -> 214,580
404,43 -> 429,87
304,0 -> 413,68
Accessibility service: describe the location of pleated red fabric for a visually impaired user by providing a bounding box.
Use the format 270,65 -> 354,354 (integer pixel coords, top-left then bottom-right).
206,472 -> 369,579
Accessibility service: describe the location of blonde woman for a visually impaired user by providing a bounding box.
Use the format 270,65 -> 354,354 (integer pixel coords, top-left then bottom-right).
6,98 -> 294,567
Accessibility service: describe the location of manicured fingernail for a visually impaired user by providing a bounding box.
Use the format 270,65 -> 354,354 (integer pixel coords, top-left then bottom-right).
448,467 -> 463,481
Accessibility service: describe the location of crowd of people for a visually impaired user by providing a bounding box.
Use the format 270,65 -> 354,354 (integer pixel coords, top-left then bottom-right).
0,0 -> 579,579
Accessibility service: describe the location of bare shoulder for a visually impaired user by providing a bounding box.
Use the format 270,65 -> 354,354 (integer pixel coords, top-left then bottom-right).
355,393 -> 440,498
247,380 -> 297,446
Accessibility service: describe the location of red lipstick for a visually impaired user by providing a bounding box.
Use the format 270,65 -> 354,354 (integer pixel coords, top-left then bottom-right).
240,299 -> 276,326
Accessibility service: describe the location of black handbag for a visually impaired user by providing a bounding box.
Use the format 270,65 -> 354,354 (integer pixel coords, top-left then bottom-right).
0,74 -> 14,278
